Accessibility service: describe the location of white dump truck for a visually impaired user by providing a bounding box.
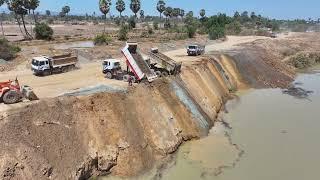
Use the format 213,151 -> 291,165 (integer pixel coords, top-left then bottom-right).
187,44 -> 205,56
102,58 -> 134,81
149,48 -> 182,77
103,42 -> 158,82
31,53 -> 78,76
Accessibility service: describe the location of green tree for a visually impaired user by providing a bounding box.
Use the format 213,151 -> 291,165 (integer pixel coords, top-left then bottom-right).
130,0 -> 141,18
250,12 -> 257,21
241,11 -> 249,23
116,0 -> 125,17
0,0 -> 5,36
156,0 -> 165,19
233,11 -> 240,21
99,0 -> 111,33
45,10 -> 50,17
200,9 -> 205,18
33,22 -> 53,40
179,9 -> 185,19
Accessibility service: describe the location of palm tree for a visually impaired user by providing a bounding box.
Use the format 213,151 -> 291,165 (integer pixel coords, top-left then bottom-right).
234,11 -> 240,21
140,10 -> 144,19
29,0 -> 39,24
0,0 -> 5,36
130,0 -> 141,18
172,8 -> 179,18
6,0 -> 32,39
179,9 -> 185,19
45,10 -> 50,17
62,5 -> 70,19
156,0 -> 165,19
116,0 -> 125,17
200,9 -> 205,18
164,6 -> 172,19
99,0 -> 111,33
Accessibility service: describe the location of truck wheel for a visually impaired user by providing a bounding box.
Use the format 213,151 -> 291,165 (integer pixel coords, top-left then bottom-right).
106,72 -> 113,79
62,67 -> 68,73
2,90 -> 20,104
162,71 -> 169,77
43,70 -> 51,76
155,71 -> 162,77
131,76 -> 136,83
123,75 -> 129,82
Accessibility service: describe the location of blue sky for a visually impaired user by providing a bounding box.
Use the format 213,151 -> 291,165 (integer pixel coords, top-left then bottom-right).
1,0 -> 319,20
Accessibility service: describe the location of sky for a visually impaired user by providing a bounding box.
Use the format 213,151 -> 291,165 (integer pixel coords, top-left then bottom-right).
1,0 -> 319,20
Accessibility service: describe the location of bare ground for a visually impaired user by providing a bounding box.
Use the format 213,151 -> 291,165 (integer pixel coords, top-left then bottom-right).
0,32 -> 319,179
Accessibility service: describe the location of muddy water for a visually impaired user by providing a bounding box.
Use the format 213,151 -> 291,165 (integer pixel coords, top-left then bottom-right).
160,72 -> 320,180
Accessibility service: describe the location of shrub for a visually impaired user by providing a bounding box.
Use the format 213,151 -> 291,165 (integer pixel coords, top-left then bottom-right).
164,21 -> 171,29
118,25 -> 129,41
153,21 -> 159,30
186,25 -> 197,38
34,23 -> 54,40
226,21 -> 242,35
93,34 -> 112,45
0,38 -> 21,60
208,25 -> 225,40
148,26 -> 154,34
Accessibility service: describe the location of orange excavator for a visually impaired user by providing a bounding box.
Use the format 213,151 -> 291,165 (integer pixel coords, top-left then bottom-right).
0,78 -> 38,104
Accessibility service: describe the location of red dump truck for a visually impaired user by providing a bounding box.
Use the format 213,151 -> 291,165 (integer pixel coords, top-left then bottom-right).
31,53 -> 78,76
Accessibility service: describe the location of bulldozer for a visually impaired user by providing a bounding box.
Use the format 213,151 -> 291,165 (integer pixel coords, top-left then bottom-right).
0,78 -> 38,104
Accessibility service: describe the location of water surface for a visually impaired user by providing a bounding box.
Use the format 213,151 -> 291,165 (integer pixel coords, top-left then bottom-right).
160,72 -> 320,180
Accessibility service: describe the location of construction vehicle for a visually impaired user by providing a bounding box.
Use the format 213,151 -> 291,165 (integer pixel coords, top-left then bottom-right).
31,53 -> 78,76
121,42 -> 157,82
102,58 -> 137,81
187,44 -> 205,56
149,48 -> 182,77
0,78 -> 38,104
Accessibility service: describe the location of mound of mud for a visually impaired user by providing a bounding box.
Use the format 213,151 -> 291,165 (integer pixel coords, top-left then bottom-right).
0,79 -> 215,179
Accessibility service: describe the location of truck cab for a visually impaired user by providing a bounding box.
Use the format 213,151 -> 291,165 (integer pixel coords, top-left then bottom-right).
31,56 -> 51,75
102,59 -> 122,79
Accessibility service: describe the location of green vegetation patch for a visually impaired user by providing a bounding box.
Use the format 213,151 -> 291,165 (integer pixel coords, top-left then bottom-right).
0,38 -> 21,61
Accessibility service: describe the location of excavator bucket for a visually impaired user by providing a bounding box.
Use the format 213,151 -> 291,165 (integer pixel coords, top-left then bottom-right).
21,85 -> 39,101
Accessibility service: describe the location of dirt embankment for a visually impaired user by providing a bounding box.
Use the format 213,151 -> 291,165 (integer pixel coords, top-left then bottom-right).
0,34 -> 316,179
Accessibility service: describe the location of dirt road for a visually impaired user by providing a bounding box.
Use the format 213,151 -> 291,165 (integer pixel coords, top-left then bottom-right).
164,36 -> 271,63
0,35 -> 280,99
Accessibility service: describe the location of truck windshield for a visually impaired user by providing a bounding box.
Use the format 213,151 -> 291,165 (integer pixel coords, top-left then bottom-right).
32,59 -> 39,66
188,46 -> 197,49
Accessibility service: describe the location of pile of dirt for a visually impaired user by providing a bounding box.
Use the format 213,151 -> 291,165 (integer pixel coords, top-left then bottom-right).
0,78 -> 215,179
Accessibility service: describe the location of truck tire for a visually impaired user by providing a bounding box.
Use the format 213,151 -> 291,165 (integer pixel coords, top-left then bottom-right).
62,67 -> 68,73
43,70 -> 51,76
131,76 -> 136,83
123,75 -> 129,82
105,72 -> 113,79
162,71 -> 169,77
155,71 -> 162,77
2,90 -> 20,104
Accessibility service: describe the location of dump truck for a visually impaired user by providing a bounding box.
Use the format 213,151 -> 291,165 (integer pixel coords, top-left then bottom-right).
187,44 -> 205,56
0,78 -> 38,104
31,53 -> 78,76
102,58 -> 138,82
149,48 -> 182,77
121,42 -> 157,82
